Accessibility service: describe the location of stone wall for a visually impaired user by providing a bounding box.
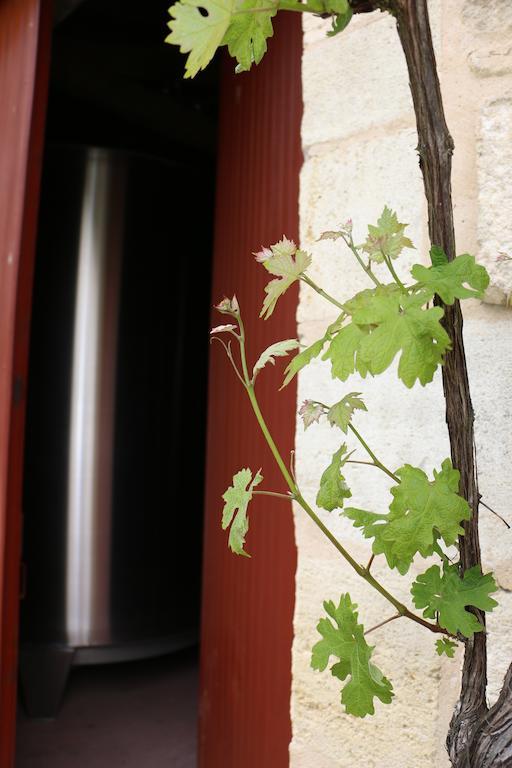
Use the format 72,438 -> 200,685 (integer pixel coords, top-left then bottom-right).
291,3 -> 512,766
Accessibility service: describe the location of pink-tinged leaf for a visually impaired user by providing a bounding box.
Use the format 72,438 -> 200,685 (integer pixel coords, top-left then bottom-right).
318,230 -> 343,241
260,248 -> 312,319
215,295 -> 239,315
270,236 -> 296,259
252,339 -> 299,380
254,246 -> 273,263
298,399 -> 325,430
210,324 -> 238,334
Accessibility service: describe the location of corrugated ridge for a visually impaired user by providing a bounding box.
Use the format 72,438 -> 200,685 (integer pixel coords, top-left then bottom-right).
199,16 -> 303,768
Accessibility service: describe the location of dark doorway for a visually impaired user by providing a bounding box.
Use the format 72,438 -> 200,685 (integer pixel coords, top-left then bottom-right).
17,2 -> 218,765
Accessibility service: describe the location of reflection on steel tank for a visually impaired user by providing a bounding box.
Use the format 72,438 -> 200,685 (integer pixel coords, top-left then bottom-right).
20,146 -> 208,717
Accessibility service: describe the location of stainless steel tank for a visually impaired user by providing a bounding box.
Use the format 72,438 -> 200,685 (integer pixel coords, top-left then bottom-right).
20,145 -> 209,717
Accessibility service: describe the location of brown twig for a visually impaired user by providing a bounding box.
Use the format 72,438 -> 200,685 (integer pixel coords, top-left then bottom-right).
364,613 -> 401,635
479,500 -> 511,530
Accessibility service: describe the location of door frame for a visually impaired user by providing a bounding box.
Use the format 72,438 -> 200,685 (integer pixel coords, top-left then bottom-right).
0,1 -> 52,765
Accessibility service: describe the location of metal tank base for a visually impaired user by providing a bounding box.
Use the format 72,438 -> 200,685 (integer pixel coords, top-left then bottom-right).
19,631 -> 197,719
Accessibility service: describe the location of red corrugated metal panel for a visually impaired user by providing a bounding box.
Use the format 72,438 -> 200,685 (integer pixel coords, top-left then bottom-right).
0,1 -> 51,765
199,17 -> 302,768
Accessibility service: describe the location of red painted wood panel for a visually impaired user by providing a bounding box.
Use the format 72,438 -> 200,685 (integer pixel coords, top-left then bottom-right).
0,1 -> 51,764
199,17 -> 302,768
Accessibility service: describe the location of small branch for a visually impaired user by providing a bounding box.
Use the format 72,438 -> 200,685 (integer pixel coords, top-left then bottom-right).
210,336 -> 246,387
366,553 -> 375,572
364,613 -> 401,636
348,423 -> 400,483
383,252 -> 407,291
341,233 -> 382,287
479,500 -> 511,530
289,449 -> 297,485
300,274 -> 346,312
253,490 -> 294,501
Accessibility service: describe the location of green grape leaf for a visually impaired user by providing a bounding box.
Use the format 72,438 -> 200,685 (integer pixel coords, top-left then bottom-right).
316,444 -> 352,512
311,594 -> 394,717
430,245 -> 449,267
323,322 -> 370,381
222,0 -> 276,73
260,244 -> 312,319
281,336 -> 327,388
435,638 -> 458,658
345,459 -> 471,574
354,289 -> 450,388
327,0 -> 353,37
324,285 -> 451,388
412,564 -> 498,638
252,339 -> 299,380
166,0 -> 235,78
324,0 -> 350,11
362,206 -> 414,263
327,392 -> 367,433
411,253 -> 490,304
221,467 -> 263,556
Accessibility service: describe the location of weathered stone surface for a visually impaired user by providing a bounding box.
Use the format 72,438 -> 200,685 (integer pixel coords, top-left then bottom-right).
463,303 -> 512,589
477,98 -> 512,304
302,13 -> 414,148
462,0 -> 512,35
469,45 -> 512,77
487,590 -> 512,705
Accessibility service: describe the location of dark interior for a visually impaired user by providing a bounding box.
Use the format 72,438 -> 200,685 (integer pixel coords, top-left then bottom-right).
17,2 -> 219,765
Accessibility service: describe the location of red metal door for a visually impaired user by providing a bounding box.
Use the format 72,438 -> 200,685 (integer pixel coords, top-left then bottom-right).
0,8 -> 301,766
0,1 -> 51,764
200,17 -> 302,767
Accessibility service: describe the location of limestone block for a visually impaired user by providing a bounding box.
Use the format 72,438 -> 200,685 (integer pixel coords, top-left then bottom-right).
469,45 -> 512,77
302,13 -> 414,148
302,7 -> 379,48
476,98 -> 512,304
463,303 -> 512,588
487,590 -> 512,705
298,129 -> 426,325
461,0 -> 512,35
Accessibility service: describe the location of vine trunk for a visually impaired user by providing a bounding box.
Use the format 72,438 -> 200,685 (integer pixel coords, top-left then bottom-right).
350,0 -> 512,764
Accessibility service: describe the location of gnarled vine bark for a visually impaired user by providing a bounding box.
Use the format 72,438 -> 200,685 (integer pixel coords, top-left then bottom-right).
348,0 -> 512,764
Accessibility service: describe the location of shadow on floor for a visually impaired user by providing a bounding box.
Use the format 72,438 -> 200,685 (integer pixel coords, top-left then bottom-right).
16,647 -> 198,768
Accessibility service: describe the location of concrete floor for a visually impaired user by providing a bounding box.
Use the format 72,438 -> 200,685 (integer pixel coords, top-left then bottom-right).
16,648 -> 198,768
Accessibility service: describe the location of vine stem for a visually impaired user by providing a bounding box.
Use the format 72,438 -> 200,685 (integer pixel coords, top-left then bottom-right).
383,252 -> 407,291
253,490 -> 293,501
479,500 -> 510,530
235,310 -> 453,640
292,490 -> 453,637
389,1 -> 490,760
341,233 -> 382,288
348,423 -> 399,483
364,613 -> 401,636
300,274 -> 346,312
